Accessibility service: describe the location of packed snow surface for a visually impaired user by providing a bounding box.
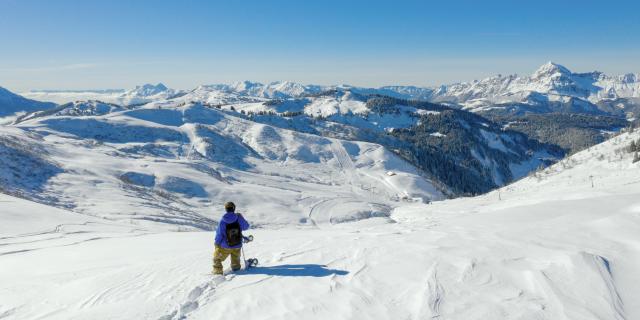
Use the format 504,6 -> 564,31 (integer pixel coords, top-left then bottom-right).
1,125 -> 639,319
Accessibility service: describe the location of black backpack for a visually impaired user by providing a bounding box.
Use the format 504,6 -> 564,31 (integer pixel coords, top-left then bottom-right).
225,220 -> 242,247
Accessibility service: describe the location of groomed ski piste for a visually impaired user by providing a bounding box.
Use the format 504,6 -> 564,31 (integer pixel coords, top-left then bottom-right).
1,102 -> 640,319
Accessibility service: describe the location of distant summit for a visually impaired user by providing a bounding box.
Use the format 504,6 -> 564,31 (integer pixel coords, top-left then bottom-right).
532,61 -> 573,79
127,83 -> 170,97
376,62 -> 640,117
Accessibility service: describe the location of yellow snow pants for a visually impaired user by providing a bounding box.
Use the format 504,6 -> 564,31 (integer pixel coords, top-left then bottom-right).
213,245 -> 241,274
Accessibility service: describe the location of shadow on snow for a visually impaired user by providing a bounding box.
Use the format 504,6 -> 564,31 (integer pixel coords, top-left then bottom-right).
244,264 -> 348,277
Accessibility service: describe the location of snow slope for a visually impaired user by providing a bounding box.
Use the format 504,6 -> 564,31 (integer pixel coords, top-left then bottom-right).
1,124 -> 639,319
177,88 -> 564,194
0,87 -> 55,122
393,130 -> 640,319
2,100 -> 442,229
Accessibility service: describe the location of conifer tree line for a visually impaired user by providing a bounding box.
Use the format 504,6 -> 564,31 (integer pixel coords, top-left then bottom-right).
628,138 -> 640,163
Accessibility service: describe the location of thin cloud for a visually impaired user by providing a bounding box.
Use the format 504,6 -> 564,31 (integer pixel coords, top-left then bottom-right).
0,63 -> 99,73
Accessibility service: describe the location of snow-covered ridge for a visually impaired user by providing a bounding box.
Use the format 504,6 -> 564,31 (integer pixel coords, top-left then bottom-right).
399,62 -> 640,115
191,81 -> 326,101
186,63 -> 640,116
164,63 -> 636,116
13,100 -> 126,124
0,86 -> 56,118
439,62 -> 640,102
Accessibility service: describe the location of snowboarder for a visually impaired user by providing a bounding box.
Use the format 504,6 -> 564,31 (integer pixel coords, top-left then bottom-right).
213,201 -> 250,275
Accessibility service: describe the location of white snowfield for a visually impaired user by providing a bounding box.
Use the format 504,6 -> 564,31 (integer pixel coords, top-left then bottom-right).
1,126 -> 639,319
2,101 -> 442,229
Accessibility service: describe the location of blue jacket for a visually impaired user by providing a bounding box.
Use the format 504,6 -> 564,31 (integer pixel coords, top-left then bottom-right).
214,212 -> 250,249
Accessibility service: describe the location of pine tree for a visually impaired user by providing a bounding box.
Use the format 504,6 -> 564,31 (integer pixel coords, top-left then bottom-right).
634,152 -> 640,163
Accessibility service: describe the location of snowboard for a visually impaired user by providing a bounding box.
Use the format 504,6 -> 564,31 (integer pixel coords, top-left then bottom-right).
242,234 -> 258,269
245,258 -> 259,268
242,235 -> 254,243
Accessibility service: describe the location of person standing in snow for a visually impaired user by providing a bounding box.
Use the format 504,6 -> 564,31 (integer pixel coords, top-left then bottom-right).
213,201 -> 250,275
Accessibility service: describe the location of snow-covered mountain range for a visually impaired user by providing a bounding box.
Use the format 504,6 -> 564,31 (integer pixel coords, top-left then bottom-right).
1,100 -> 444,229
165,62 -> 640,118
175,62 -> 640,117
21,83 -> 179,106
3,62 -> 636,203
7,83 -> 564,196
402,62 -> 640,116
18,62 -> 640,118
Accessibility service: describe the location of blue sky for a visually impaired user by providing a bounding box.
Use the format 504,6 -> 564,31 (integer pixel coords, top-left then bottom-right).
1,0 -> 639,91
